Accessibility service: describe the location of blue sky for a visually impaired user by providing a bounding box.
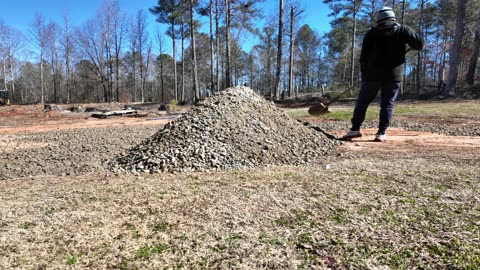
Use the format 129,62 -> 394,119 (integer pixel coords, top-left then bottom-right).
1,0 -> 331,52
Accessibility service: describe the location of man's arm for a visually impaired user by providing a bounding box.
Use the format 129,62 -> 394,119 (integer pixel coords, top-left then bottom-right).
401,25 -> 424,51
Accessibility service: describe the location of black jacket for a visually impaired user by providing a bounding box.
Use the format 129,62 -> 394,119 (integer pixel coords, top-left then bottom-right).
360,21 -> 424,82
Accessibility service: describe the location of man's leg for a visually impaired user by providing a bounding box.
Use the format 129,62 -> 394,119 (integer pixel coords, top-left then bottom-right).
343,81 -> 381,140
351,81 -> 381,130
378,81 -> 401,135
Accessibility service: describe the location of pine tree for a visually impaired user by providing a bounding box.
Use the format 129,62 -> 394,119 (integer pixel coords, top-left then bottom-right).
150,0 -> 182,101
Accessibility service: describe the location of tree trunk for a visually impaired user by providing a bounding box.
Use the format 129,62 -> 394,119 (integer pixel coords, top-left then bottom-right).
106,43 -> 114,102
66,55 -> 71,104
190,0 -> 199,102
115,58 -> 120,102
267,45 -> 272,98
209,0 -> 215,94
181,19 -> 185,102
142,46 -> 151,103
225,0 -> 232,88
157,29 -> 165,102
160,58 -> 165,102
401,0 -> 407,95
249,53 -> 254,88
2,58 -> 7,91
422,31 -> 428,90
438,50 -> 446,88
9,57 -> 15,99
40,50 -> 45,104
466,12 -> 480,85
62,15 -> 71,103
115,30 -> 122,103
52,57 -> 57,103
215,0 -> 220,91
171,22 -> 178,101
132,54 -> 137,102
416,0 -> 424,94
432,31 -> 441,85
444,0 -> 466,96
140,54 -> 144,103
274,0 -> 284,100
288,5 -> 295,97
350,7 -> 357,90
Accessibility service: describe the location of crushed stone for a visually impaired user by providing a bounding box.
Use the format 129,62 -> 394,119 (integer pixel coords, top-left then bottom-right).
109,87 -> 340,173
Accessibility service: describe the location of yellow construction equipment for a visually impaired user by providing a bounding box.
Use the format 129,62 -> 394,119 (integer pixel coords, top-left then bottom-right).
0,90 -> 10,106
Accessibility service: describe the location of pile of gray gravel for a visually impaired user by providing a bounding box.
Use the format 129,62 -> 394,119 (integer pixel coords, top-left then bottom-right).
109,86 -> 339,173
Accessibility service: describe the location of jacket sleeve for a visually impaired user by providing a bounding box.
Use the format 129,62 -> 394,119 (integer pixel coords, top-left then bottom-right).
360,31 -> 371,73
401,25 -> 424,51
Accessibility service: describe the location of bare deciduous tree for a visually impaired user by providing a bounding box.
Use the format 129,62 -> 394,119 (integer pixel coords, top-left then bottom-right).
0,20 -> 25,102
133,10 -> 150,103
46,22 -> 60,103
76,18 -> 109,102
100,0 -> 126,102
31,13 -> 50,103
60,14 -> 75,103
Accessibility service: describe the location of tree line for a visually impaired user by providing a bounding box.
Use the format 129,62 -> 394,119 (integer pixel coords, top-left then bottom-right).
0,0 -> 477,105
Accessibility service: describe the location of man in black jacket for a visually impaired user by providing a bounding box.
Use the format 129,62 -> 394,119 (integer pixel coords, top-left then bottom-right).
342,7 -> 424,142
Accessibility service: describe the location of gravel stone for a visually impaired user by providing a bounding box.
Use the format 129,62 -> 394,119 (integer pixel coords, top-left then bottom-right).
108,87 -> 340,173
0,126 -> 159,180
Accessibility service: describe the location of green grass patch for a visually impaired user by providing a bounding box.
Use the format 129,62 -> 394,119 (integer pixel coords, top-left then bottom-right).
19,222 -> 34,229
225,233 -> 244,248
399,197 -> 416,204
123,222 -> 142,238
295,232 -> 316,248
118,258 -> 130,270
395,102 -> 480,118
135,243 -> 169,259
285,100 -> 480,121
357,204 -> 375,215
275,171 -> 294,179
436,184 -> 451,191
329,207 -> 350,224
152,220 -> 170,232
275,210 -> 317,227
259,233 -> 284,246
64,254 -> 79,265
382,210 -> 399,223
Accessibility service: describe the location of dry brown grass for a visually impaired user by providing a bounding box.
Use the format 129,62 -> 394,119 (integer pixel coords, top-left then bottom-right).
1,155 -> 479,269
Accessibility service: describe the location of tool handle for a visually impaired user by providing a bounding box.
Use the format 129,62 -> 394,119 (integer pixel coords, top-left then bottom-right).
325,81 -> 362,106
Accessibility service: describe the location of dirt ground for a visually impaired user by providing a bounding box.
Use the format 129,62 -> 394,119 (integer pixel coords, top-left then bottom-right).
0,101 -> 479,269
2,102 -> 479,153
0,104 -> 175,135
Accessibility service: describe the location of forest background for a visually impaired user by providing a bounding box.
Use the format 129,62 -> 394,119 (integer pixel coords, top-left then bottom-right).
0,0 -> 477,105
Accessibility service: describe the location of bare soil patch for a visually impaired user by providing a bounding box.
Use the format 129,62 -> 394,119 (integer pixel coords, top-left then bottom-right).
336,128 -> 480,158
0,104 -> 175,135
